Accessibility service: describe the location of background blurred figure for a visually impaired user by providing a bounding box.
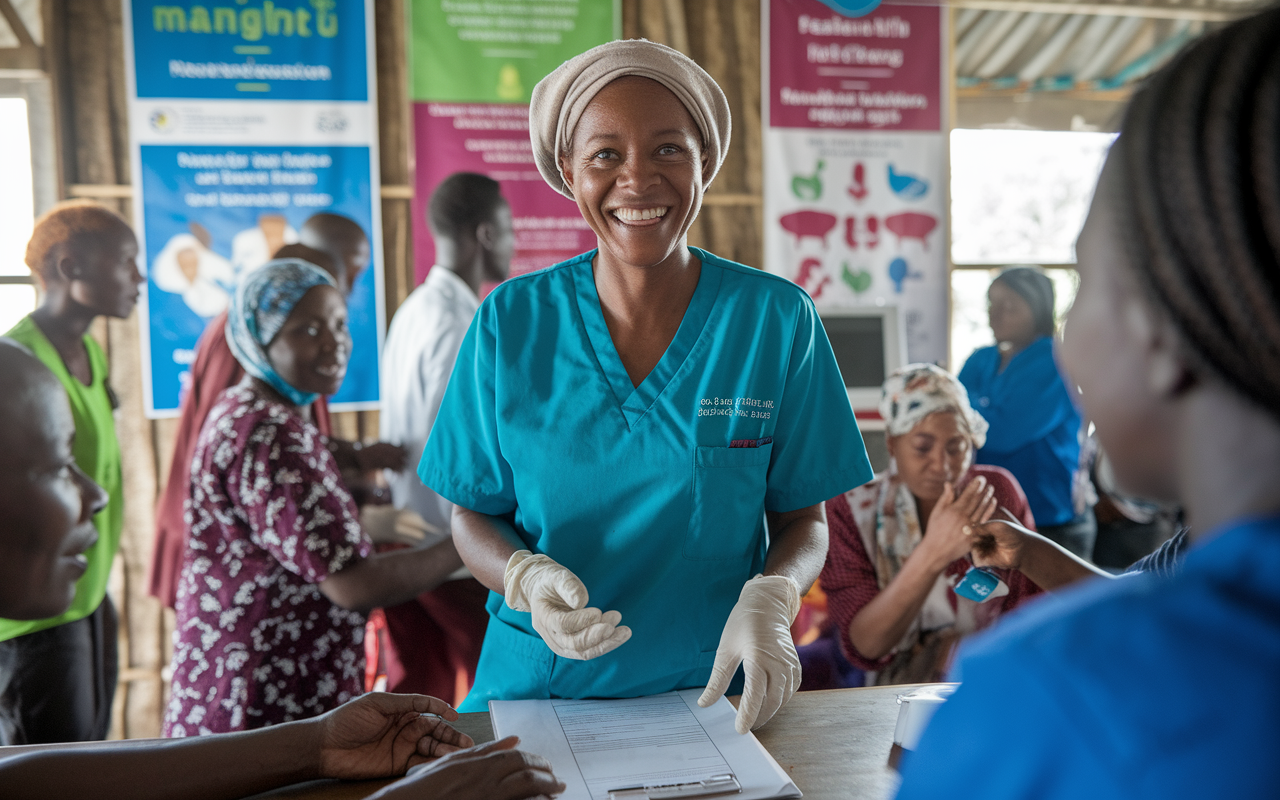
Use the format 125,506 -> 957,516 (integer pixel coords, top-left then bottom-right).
300,212 -> 372,292
149,231 -> 404,610
376,172 -> 513,704
958,267 -> 1093,558
0,201 -> 141,744
821,365 -> 1042,686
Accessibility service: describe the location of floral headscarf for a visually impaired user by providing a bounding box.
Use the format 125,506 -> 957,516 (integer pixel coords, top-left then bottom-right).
879,363 -> 988,448
225,258 -> 336,407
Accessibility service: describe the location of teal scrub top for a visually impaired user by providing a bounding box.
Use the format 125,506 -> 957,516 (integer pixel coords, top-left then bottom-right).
420,247 -> 873,708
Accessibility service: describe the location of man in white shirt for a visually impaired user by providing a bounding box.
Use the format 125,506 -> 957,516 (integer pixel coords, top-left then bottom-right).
378,173 -> 513,703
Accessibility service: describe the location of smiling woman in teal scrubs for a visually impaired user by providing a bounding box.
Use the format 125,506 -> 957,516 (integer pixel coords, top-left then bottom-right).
419,40 -> 873,732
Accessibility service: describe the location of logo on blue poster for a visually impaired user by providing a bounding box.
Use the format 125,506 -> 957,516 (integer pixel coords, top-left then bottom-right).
815,0 -> 883,18
132,0 -> 367,101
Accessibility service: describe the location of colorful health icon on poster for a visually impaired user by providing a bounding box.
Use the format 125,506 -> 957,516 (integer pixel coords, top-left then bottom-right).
887,164 -> 929,199
792,160 -> 826,200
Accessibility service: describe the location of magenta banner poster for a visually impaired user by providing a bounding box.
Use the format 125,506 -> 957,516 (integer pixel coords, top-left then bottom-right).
763,0 -> 949,366
408,2 -> 619,284
412,103 -> 593,282
769,0 -> 941,132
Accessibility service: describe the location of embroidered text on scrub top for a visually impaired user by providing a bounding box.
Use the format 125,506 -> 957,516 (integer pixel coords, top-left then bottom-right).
698,396 -> 777,418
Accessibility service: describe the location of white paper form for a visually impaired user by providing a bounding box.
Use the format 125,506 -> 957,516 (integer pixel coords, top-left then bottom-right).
489,689 -> 801,800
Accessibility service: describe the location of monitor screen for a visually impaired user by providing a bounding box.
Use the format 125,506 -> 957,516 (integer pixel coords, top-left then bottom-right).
822,315 -> 886,389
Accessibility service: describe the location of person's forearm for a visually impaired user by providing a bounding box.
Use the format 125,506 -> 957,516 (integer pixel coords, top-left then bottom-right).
1016,531 -> 1111,590
846,549 -> 947,661
322,538 -> 465,612
451,505 -> 527,594
0,716 -> 322,800
762,506 -> 828,595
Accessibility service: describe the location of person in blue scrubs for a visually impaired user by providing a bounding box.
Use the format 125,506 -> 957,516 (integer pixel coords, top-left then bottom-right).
958,267 -> 1092,557
898,12 -> 1280,797
419,40 -> 872,732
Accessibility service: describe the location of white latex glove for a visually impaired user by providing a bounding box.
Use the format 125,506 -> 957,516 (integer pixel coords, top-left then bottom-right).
504,550 -> 632,660
698,574 -> 802,734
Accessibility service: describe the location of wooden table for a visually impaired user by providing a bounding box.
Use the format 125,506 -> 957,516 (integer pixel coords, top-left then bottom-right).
1,685 -> 928,799
249,685 -> 915,800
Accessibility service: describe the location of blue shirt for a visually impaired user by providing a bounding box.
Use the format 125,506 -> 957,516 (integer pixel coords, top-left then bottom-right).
958,337 -> 1082,526
896,515 -> 1280,799
420,247 -> 873,707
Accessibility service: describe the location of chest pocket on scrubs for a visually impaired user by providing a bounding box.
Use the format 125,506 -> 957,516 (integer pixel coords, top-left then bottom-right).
687,444 -> 772,561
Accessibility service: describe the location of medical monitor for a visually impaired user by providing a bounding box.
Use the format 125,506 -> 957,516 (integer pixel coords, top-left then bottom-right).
820,305 -> 906,427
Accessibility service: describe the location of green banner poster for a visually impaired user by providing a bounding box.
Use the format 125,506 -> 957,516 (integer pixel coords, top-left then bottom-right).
411,0 -> 619,104
409,0 -> 619,283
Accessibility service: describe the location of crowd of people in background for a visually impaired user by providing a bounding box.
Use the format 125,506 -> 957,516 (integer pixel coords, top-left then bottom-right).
1,10 -> 1278,799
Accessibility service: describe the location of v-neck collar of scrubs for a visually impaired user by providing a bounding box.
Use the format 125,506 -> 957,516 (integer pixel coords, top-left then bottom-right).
573,247 -> 722,430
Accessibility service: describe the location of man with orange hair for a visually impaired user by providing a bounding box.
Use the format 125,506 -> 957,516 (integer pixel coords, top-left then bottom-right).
0,200 -> 143,743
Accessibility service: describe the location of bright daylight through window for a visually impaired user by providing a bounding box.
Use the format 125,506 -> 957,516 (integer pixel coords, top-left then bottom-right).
949,128 -> 1115,369
0,96 -> 36,334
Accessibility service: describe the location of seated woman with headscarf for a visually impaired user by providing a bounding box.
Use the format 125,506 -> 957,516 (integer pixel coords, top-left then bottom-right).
164,260 -> 465,737
958,267 -> 1092,558
821,364 -> 1043,685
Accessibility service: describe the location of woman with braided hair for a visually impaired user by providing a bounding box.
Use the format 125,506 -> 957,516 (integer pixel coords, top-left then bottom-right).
896,10 -> 1280,798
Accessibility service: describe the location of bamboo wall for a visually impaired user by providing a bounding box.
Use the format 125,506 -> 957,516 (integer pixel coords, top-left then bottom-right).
47,0 -> 765,737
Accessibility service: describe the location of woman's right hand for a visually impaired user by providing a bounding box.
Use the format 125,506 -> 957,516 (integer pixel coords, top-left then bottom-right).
505,551 -> 631,660
918,477 -> 997,571
370,737 -> 566,800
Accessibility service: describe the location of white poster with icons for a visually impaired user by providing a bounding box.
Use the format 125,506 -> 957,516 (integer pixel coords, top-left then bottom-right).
764,0 -> 948,365
763,128 -> 947,363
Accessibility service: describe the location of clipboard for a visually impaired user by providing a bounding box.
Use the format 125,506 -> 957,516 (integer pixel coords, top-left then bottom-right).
489,691 -> 801,800
609,773 -> 742,800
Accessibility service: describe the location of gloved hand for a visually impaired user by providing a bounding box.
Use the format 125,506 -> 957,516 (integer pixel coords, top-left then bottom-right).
504,550 -> 631,660
698,574 -> 802,734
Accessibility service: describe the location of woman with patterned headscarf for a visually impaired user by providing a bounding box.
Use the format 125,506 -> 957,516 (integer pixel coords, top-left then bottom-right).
821,364 -> 1043,686
164,260 -> 465,737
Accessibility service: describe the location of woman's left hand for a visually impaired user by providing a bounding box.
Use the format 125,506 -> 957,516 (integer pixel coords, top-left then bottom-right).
698,575 -> 802,734
315,693 -> 475,780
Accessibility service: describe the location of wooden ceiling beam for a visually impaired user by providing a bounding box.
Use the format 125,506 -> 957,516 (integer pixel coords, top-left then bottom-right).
0,0 -> 36,46
946,0 -> 1253,23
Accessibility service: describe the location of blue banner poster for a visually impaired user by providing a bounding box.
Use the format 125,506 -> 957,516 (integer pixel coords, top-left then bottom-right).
123,0 -> 383,416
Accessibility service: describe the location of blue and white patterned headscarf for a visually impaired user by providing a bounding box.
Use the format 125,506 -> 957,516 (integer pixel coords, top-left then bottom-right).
226,258 -> 336,407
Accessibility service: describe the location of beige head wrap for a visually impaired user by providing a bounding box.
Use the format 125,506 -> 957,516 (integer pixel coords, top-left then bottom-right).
530,39 -> 732,200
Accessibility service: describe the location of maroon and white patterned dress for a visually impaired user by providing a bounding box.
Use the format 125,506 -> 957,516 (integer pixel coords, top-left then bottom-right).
164,385 -> 371,737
